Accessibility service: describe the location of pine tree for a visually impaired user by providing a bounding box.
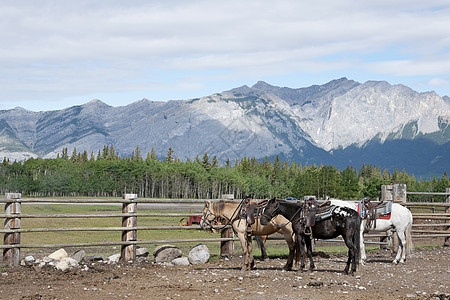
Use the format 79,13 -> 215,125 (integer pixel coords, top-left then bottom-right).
70,148 -> 78,163
150,147 -> 157,160
61,148 -> 69,160
166,147 -> 174,162
202,153 -> 210,170
134,146 -> 142,161
211,156 -> 218,168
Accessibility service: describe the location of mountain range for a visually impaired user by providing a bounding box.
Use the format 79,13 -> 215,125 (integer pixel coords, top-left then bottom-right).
1,78 -> 449,179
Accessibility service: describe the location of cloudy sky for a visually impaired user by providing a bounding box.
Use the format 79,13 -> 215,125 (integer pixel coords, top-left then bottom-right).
1,1 -> 450,112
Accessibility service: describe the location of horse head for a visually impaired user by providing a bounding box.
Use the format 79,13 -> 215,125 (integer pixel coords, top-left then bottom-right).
260,198 -> 280,225
200,200 -> 215,230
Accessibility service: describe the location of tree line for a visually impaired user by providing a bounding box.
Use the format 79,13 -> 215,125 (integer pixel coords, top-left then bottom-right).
0,145 -> 448,200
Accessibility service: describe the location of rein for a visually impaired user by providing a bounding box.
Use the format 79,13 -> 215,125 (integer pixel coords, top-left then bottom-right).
264,201 -> 303,229
204,199 -> 246,231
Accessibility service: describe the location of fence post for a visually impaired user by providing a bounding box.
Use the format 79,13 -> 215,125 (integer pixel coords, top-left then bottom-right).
381,185 -> 392,202
3,193 -> 22,266
121,194 -> 137,262
220,227 -> 234,258
445,188 -> 450,247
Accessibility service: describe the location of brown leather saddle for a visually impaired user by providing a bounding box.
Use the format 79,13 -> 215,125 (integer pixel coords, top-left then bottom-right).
305,198 -> 332,227
362,198 -> 387,233
240,199 -> 268,230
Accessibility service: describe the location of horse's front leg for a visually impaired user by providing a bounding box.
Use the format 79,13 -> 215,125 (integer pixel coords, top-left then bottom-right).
247,231 -> 255,269
304,235 -> 315,272
282,232 -> 295,271
295,230 -> 306,271
237,232 -> 250,270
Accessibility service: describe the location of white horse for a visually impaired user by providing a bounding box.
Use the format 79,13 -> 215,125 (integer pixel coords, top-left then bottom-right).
329,199 -> 413,265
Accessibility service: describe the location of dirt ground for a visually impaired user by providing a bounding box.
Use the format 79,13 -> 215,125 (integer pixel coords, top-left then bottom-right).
1,245 -> 449,300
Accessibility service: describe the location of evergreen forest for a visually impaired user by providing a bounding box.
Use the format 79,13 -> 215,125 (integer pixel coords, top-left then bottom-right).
0,145 -> 449,201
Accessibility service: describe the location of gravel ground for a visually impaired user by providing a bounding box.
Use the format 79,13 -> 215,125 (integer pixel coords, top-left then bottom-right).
1,246 -> 449,300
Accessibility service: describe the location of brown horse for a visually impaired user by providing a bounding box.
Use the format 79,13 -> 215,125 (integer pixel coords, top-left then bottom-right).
200,200 -> 298,271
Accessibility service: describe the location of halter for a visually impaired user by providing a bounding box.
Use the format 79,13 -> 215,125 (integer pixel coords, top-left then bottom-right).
201,203 -> 217,229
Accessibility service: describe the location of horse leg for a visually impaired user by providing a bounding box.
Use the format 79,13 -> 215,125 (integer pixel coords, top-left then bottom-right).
304,235 -> 315,272
393,230 -> 407,264
359,221 -> 367,265
296,232 -> 306,271
237,232 -> 250,270
282,231 -> 295,271
247,231 -> 255,269
343,235 -> 356,275
254,235 -> 268,261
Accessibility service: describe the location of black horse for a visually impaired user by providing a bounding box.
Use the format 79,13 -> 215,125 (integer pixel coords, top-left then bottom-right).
260,198 -> 361,275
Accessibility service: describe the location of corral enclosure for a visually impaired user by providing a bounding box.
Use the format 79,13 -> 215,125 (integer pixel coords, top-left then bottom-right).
1,185 -> 449,266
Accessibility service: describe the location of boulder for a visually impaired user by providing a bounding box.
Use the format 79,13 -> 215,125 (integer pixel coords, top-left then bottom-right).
108,254 -> 121,264
48,248 -> 68,261
171,257 -> 190,266
136,247 -> 149,257
153,245 -> 182,263
20,255 -> 35,266
188,244 -> 210,265
55,257 -> 78,271
72,250 -> 86,263
88,255 -> 106,262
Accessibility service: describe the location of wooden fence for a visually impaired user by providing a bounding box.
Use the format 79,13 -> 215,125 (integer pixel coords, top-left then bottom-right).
2,187 -> 450,266
1,193 -> 235,266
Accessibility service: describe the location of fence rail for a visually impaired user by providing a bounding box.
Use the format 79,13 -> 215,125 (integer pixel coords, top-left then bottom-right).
2,186 -> 450,266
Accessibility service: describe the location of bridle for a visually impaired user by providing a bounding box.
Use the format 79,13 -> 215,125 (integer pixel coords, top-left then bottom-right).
261,200 -> 302,229
201,199 -> 246,230
201,203 -> 217,229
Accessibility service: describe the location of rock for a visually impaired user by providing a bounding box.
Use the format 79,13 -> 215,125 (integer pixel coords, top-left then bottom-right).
171,257 -> 190,266
55,257 -> 78,271
48,248 -> 68,261
188,244 -> 210,265
25,255 -> 35,264
136,247 -> 149,257
72,250 -> 86,262
108,254 -> 121,264
89,255 -> 106,262
153,245 -> 183,263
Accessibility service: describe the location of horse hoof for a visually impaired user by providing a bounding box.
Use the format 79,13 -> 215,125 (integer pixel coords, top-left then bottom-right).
392,260 -> 398,265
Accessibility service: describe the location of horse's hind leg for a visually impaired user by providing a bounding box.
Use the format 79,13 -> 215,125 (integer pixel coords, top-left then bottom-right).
254,235 -> 268,261
393,230 -> 406,264
343,236 -> 357,275
359,222 -> 367,265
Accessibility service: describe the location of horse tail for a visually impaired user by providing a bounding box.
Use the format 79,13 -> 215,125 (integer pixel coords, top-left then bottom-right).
405,212 -> 413,255
353,213 -> 361,264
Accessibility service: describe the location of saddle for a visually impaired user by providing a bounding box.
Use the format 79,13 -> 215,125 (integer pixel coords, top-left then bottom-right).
240,199 -> 268,230
361,198 -> 392,233
305,198 -> 332,227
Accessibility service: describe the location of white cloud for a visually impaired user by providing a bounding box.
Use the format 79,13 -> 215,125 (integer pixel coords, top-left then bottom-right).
429,78 -> 449,87
1,0 -> 450,110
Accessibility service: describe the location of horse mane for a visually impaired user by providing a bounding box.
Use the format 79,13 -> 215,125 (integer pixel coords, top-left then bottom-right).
211,200 -> 239,214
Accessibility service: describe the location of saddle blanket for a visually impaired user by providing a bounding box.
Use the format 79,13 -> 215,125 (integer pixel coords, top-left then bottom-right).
357,201 -> 392,219
314,206 -> 337,222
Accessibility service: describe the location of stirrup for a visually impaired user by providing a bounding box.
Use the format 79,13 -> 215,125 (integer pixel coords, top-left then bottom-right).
304,226 -> 312,237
